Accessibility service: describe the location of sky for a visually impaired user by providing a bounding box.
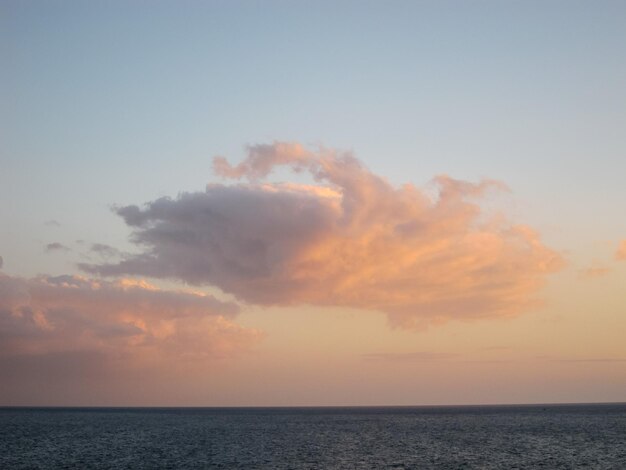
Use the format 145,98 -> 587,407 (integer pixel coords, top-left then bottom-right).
1,0 -> 625,406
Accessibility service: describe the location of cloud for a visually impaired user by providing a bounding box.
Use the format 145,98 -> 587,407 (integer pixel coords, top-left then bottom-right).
362,352 -> 458,362
90,243 -> 122,258
44,219 -> 61,227
83,142 -> 563,328
45,242 -> 70,253
537,356 -> 626,363
579,266 -> 611,279
0,256 -> 3,269
616,240 -> 626,261
0,272 -> 261,362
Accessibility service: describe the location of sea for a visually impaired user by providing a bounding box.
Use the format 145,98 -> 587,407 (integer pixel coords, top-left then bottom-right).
1,404 -> 625,469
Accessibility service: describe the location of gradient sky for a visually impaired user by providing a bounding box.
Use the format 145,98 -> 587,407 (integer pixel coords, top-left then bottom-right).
1,0 -> 626,406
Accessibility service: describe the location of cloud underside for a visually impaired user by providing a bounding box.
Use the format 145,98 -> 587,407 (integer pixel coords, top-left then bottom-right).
0,273 -> 261,363
83,142 -> 562,327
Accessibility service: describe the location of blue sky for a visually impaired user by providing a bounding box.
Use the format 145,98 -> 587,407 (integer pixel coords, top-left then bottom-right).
4,3 -> 625,272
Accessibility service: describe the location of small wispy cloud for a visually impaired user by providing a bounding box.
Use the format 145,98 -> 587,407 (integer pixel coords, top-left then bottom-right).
578,266 -> 611,279
90,243 -> 121,258
560,358 -> 626,363
362,352 -> 458,362
45,242 -> 70,253
476,345 -> 511,352
461,359 -> 513,364
44,220 -> 61,227
536,356 -> 626,363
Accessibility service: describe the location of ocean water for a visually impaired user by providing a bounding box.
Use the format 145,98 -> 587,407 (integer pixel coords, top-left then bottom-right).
1,404 -> 625,469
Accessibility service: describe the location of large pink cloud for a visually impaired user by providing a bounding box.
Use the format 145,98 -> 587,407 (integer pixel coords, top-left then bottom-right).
83,142 -> 563,327
0,272 -> 261,361
616,240 -> 626,261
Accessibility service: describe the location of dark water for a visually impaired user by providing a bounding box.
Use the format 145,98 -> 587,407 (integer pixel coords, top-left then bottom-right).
1,404 -> 625,469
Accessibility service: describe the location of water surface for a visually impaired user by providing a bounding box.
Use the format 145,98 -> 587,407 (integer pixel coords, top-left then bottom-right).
1,404 -> 625,468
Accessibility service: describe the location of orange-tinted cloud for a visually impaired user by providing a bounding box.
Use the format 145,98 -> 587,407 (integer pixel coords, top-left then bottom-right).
616,240 -> 626,261
579,266 -> 611,279
0,273 -> 261,361
362,352 -> 458,362
84,142 -> 563,328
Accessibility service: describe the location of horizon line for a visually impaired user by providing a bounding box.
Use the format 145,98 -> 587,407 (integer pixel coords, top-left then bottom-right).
2,401 -> 625,410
